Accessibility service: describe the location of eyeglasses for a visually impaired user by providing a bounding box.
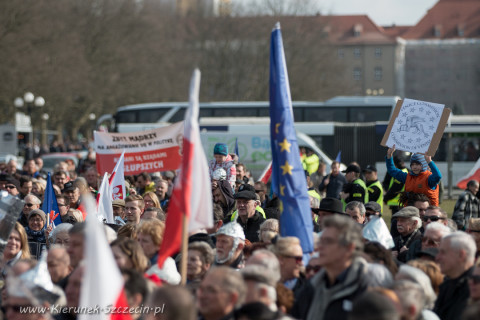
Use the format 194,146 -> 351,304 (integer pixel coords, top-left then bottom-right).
283,255 -> 303,263
468,229 -> 480,233
306,265 -> 322,273
469,274 -> 480,284
5,185 -> 16,189
421,215 -> 446,222
24,203 -> 35,207
365,211 -> 378,217
311,208 -> 321,214
255,190 -> 263,193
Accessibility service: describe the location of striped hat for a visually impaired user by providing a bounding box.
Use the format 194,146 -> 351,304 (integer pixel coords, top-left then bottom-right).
410,153 -> 428,172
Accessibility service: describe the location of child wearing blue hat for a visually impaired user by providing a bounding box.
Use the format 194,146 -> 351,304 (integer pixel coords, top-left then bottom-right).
209,143 -> 236,189
386,144 -> 442,206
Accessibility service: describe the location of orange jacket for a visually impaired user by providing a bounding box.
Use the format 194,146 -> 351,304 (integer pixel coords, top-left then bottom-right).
405,171 -> 439,206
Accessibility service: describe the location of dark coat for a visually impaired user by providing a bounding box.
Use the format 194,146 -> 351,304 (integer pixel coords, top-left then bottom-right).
237,211 -> 265,243
433,267 -> 474,320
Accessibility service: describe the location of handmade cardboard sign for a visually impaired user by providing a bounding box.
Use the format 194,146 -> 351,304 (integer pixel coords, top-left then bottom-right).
381,98 -> 451,156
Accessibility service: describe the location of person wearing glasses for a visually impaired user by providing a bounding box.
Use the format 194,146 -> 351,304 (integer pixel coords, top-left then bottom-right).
422,206 -> 448,228
406,222 -> 451,262
17,193 -> 41,228
292,215 -> 368,320
4,176 -> 20,198
434,232 -> 476,320
269,236 -> 305,297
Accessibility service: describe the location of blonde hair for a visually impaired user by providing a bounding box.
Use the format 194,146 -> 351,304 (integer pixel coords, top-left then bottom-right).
68,209 -> 84,222
143,191 -> 161,208
137,219 -> 165,247
269,236 -> 301,257
13,222 -> 31,260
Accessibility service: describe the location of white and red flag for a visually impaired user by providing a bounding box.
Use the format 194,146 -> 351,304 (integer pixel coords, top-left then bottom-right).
457,157 -> 480,189
79,196 -> 131,320
157,69 -> 213,268
96,172 -> 115,223
109,150 -> 126,201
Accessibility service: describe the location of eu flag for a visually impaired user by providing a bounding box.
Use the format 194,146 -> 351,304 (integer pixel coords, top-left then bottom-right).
41,172 -> 62,226
269,23 -> 313,253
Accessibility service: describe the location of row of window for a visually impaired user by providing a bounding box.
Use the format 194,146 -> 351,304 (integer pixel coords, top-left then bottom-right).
353,67 -> 383,81
338,47 -> 383,59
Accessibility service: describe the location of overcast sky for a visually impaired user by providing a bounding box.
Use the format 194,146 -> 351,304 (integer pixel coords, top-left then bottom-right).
321,0 -> 438,26
239,0 -> 439,26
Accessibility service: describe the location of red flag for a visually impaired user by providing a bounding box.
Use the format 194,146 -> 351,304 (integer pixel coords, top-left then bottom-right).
456,157 -> 480,189
157,69 -> 213,268
258,161 -> 273,184
109,150 -> 126,201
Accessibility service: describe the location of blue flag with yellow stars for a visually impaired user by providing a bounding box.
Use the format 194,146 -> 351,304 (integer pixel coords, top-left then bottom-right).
269,23 -> 313,254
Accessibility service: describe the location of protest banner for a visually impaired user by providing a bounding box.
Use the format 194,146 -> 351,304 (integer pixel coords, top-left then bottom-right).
94,122 -> 184,175
381,98 -> 451,156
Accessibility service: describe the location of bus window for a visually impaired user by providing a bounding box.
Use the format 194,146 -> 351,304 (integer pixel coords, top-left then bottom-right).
199,108 -> 214,118
138,109 -> 170,123
213,108 -> 257,117
116,110 -> 138,123
169,108 -> 187,123
304,107 -> 348,122
350,107 -> 391,122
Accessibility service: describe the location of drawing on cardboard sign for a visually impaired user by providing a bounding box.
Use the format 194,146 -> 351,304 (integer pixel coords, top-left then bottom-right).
383,98 -> 450,156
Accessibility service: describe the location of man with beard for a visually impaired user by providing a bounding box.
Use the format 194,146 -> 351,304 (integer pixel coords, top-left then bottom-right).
392,206 -> 423,263
214,222 -> 245,269
318,161 -> 346,199
213,180 -> 235,217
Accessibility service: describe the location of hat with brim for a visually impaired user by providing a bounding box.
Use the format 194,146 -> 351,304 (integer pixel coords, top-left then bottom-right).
112,199 -> 125,208
365,201 -> 382,213
318,197 -> 344,214
235,190 -> 256,201
392,206 -> 420,219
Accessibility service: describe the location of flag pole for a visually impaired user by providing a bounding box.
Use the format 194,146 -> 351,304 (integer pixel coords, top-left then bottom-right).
180,214 -> 189,285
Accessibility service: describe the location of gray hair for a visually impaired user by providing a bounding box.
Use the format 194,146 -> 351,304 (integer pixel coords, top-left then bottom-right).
411,216 -> 422,231
365,263 -> 394,289
208,267 -> 246,307
246,249 -> 281,284
345,201 -> 366,217
323,214 -> 364,252
25,194 -> 41,205
425,222 -> 451,237
443,231 -> 477,264
396,265 -> 436,309
394,280 -> 426,318
51,223 -> 73,242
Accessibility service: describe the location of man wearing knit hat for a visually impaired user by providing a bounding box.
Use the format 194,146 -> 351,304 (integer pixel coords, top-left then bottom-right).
386,144 -> 442,206
208,142 -> 236,189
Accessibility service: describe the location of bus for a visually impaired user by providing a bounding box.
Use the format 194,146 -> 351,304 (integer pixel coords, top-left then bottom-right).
97,96 -> 401,133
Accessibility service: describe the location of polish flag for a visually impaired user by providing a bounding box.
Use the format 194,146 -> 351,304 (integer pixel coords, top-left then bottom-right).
109,151 -> 126,201
157,69 -> 213,268
79,196 -> 132,320
258,161 -> 273,184
96,173 -> 115,223
456,157 -> 480,189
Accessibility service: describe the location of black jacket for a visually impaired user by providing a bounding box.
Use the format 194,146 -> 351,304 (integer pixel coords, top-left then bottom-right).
237,211 -> 265,243
433,267 -> 474,320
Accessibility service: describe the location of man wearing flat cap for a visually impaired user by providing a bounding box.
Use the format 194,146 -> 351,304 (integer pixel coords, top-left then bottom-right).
232,184 -> 265,242
392,206 -> 422,263
341,164 -> 368,207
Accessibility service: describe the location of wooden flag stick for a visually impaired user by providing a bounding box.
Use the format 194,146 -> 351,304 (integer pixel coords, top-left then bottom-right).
180,214 -> 189,285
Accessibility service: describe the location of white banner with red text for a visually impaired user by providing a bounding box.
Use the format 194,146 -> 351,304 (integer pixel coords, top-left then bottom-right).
94,122 -> 184,175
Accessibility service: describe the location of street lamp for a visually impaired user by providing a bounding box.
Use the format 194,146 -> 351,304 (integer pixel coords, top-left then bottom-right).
14,92 -> 45,160
42,113 -> 49,148
88,113 -> 96,142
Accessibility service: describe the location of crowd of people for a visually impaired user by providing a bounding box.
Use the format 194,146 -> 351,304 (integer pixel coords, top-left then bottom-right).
0,142 -> 479,320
